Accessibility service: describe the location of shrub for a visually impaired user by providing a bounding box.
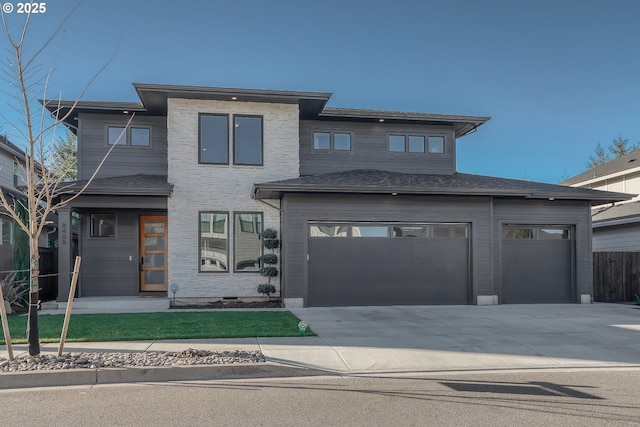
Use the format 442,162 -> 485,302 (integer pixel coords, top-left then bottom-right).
262,228 -> 277,239
257,284 -> 276,296
259,253 -> 278,265
260,267 -> 278,277
263,239 -> 280,250
1,272 -> 28,309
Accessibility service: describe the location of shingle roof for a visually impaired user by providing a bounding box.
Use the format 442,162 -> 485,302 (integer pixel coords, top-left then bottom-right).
57,174 -> 172,196
253,169 -> 632,204
592,200 -> 640,226
561,149 -> 640,185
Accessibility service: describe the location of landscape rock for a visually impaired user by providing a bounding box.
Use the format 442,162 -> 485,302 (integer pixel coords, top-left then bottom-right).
0,349 -> 265,373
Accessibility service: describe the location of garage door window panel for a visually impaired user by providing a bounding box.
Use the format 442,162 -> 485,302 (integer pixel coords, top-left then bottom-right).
309,225 -> 348,237
351,225 -> 389,238
393,225 -> 427,237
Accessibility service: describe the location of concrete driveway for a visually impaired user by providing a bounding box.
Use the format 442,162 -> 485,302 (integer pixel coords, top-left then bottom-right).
3,302 -> 640,379
276,303 -> 640,373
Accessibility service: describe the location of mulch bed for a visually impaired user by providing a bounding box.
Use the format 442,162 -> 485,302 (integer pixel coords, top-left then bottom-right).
170,300 -> 282,309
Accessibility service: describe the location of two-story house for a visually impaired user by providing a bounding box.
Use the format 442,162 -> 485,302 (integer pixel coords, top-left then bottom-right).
562,150 -> 640,251
47,83 -> 631,307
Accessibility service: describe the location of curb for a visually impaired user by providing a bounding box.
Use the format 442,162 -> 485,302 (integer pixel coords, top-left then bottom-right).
0,362 -> 329,390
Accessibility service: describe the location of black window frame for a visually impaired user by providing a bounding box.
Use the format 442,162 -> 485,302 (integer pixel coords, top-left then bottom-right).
312,131 -> 352,151
233,212 -> 263,273
233,115 -> 263,166
199,211 -> 229,273
428,136 -> 445,154
89,213 -> 116,238
199,113 -> 230,165
106,125 -> 152,147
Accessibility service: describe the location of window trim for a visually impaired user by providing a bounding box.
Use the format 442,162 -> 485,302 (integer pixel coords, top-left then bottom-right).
233,211 -> 263,273
199,211 -> 229,273
233,114 -> 263,166
428,136 -> 445,154
387,133 -> 446,154
89,213 -> 116,238
198,113 -> 230,165
106,125 -> 152,148
388,134 -> 406,153
312,131 -> 352,152
130,126 -> 152,147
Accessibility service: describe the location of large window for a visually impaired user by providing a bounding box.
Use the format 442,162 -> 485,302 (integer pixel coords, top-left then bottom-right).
234,116 -> 263,165
199,114 -> 263,165
234,213 -> 262,272
200,212 -> 228,272
90,214 -> 115,237
199,114 -> 229,164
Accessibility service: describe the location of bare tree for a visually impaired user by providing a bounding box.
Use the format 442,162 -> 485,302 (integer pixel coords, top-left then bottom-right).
0,3 -> 128,355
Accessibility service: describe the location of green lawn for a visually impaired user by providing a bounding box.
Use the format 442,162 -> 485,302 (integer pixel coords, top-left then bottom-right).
1,311 -> 315,344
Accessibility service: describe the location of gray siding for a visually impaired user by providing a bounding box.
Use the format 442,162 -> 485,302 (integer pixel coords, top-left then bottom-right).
492,200 -> 593,302
299,120 -> 456,176
78,208 -> 166,296
281,194 -> 492,305
77,113 -> 167,180
0,151 -> 14,189
593,224 -> 640,251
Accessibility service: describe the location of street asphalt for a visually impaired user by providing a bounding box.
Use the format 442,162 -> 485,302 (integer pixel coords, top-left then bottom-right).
1,302 -> 640,389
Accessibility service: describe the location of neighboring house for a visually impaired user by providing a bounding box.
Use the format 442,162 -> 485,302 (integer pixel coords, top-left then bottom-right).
46,83 -> 631,307
0,135 -> 56,295
561,150 -> 640,251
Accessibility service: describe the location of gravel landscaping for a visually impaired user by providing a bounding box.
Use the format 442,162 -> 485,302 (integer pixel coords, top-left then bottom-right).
0,348 -> 265,373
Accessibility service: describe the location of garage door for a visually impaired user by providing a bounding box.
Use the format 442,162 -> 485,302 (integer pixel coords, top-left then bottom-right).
501,225 -> 573,304
308,223 -> 470,307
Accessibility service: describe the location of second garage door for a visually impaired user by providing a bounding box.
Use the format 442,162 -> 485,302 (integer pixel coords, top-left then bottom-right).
501,225 -> 573,304
307,222 -> 470,307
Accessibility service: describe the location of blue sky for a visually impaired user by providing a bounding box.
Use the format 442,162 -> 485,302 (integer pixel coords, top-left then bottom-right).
1,0 -> 639,183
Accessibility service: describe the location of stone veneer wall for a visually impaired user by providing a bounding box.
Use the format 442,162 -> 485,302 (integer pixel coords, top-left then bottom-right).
167,98 -> 299,299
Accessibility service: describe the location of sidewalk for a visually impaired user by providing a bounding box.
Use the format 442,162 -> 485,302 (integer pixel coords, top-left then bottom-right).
2,301 -> 640,389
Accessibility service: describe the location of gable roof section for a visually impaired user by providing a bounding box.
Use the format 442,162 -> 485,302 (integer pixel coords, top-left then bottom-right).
253,169 -> 632,205
55,174 -> 173,196
0,134 -> 27,161
592,200 -> 640,227
561,149 -> 640,185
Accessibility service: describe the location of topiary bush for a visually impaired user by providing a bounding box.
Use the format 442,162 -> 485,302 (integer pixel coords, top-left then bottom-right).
258,229 -> 280,301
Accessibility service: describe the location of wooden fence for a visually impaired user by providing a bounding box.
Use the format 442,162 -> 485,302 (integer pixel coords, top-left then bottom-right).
593,252 -> 640,303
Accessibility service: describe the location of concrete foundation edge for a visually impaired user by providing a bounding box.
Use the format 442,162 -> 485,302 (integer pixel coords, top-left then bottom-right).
0,363 -> 326,390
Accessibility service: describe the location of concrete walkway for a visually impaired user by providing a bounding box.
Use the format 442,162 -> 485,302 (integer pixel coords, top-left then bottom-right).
2,301 -> 640,388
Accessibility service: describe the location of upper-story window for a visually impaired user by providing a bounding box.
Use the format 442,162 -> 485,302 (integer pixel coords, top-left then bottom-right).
13,161 -> 19,187
234,116 -> 263,165
199,114 -> 263,165
428,136 -> 445,154
107,126 -> 151,147
199,114 -> 229,164
314,132 -> 351,151
388,134 -> 444,154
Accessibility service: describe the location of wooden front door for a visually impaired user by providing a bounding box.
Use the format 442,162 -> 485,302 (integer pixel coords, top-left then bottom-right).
140,216 -> 168,292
